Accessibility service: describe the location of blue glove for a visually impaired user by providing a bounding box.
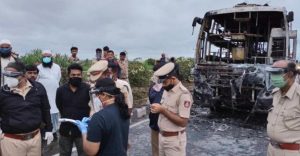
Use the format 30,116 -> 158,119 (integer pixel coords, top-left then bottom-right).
82,117 -> 90,123
75,117 -> 90,134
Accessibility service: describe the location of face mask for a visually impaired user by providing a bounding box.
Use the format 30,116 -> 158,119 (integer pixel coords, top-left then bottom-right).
271,74 -> 288,88
5,77 -> 19,88
42,57 -> 52,63
0,47 -> 12,57
42,57 -> 53,68
163,84 -> 175,91
96,53 -> 101,61
69,77 -> 82,87
97,94 -> 106,107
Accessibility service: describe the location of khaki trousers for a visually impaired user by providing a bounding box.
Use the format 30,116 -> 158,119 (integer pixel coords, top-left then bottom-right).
159,131 -> 186,156
267,143 -> 300,156
0,131 -> 41,156
151,130 -> 159,156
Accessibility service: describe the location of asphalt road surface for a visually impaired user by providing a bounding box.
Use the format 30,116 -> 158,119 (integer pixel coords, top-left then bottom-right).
46,105 -> 269,156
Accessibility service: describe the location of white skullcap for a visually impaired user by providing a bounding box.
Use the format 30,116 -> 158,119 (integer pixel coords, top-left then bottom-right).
0,39 -> 12,46
42,50 -> 53,56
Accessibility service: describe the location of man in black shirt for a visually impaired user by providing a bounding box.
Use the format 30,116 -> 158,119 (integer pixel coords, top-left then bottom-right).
56,63 -> 90,156
0,61 -> 52,156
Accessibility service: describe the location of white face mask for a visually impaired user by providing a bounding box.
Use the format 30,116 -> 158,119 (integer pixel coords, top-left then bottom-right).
5,77 -> 19,88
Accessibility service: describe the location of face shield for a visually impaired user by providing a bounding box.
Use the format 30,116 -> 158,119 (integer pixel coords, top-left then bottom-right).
2,70 -> 23,78
265,67 -> 288,88
265,67 -> 287,76
89,86 -> 116,96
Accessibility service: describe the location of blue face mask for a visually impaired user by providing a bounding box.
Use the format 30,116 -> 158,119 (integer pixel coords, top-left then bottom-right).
42,57 -> 52,63
0,47 -> 12,54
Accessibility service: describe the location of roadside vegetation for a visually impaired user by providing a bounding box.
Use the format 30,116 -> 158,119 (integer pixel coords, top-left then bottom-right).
20,49 -> 194,106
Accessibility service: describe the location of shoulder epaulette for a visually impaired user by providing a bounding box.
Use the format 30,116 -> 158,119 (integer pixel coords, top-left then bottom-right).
179,84 -> 189,94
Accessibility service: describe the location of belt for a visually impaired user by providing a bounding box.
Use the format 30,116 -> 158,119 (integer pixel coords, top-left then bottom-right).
4,130 -> 39,141
270,140 -> 300,151
160,130 -> 185,137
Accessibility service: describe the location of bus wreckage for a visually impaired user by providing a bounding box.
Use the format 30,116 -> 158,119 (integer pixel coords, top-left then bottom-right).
192,3 -> 297,113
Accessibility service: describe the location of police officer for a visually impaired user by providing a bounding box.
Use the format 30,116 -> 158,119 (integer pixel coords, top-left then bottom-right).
266,60 -> 300,156
0,62 -> 53,156
87,60 -> 109,114
151,62 -> 193,156
87,60 -> 133,116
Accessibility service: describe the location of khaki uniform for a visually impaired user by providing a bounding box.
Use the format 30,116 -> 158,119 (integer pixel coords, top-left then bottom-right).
0,131 -> 41,156
118,59 -> 129,82
267,82 -> 300,156
151,129 -> 159,156
158,82 -> 192,156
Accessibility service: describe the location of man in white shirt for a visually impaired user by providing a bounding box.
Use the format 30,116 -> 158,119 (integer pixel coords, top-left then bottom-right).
37,50 -> 61,138
0,39 -> 18,87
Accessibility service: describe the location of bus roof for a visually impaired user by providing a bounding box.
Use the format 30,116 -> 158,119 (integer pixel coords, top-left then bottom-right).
207,4 -> 286,16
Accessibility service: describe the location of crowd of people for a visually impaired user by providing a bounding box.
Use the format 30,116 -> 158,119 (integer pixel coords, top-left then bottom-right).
0,38 -> 298,156
0,39 -> 192,156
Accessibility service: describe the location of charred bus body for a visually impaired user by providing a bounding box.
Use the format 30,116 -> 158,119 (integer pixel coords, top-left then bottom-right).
192,3 -> 297,113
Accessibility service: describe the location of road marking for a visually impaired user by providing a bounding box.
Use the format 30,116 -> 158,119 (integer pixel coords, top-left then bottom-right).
52,118 -> 149,156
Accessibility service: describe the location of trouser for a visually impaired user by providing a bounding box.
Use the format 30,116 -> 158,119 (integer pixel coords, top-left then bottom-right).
0,131 -> 41,156
267,143 -> 300,156
59,135 -> 85,156
151,129 -> 159,156
159,131 -> 187,156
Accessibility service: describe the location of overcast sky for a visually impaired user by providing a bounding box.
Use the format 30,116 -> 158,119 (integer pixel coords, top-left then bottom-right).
0,0 -> 299,60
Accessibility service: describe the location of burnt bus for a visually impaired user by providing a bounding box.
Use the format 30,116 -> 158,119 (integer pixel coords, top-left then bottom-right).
192,3 -> 297,113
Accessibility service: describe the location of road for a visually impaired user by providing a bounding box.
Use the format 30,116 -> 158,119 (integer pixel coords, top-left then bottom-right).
47,105 -> 269,156
128,106 -> 269,156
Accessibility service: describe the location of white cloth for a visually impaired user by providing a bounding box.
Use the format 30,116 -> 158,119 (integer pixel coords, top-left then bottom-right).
37,63 -> 61,114
153,83 -> 162,92
44,132 -> 54,145
90,94 -> 103,114
116,79 -> 133,109
1,57 -> 16,86
0,39 -> 11,45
